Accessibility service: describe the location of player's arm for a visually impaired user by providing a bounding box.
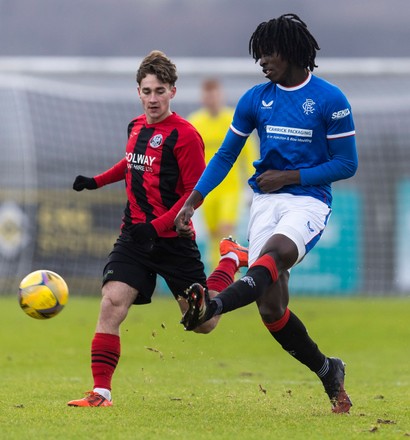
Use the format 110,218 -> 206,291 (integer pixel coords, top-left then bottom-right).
174,129 -> 247,236
175,90 -> 254,235
73,158 -> 127,191
256,135 -> 357,192
195,128 -> 247,197
194,89 -> 254,198
94,157 -> 127,186
151,132 -> 206,236
299,135 -> 358,186
240,133 -> 258,178
300,94 -> 358,186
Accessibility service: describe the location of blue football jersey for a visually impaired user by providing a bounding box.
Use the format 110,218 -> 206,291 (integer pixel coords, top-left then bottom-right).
231,72 -> 355,205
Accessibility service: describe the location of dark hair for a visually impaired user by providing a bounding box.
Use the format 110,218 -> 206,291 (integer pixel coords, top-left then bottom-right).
136,50 -> 178,86
248,13 -> 320,71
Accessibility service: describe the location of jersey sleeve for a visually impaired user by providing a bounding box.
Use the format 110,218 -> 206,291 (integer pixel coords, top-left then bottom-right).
325,89 -> 356,139
94,157 -> 127,187
194,129 -> 248,198
301,88 -> 358,185
193,90 -> 257,198
94,117 -> 138,187
300,136 -> 358,185
230,88 -> 257,137
239,133 -> 258,179
151,129 -> 206,234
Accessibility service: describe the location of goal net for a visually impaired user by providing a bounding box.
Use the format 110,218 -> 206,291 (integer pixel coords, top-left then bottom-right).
1,57 -> 410,296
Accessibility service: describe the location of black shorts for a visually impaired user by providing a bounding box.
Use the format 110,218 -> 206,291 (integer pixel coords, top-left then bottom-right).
102,234 -> 207,305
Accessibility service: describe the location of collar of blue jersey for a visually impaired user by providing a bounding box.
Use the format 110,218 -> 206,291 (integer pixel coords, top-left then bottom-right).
277,71 -> 312,92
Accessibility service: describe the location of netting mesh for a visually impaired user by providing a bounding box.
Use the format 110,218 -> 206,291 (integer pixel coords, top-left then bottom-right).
1,62 -> 410,296
0,79 -> 135,294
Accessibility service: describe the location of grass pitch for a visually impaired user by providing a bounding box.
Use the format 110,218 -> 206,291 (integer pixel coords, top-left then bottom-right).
0,294 -> 409,439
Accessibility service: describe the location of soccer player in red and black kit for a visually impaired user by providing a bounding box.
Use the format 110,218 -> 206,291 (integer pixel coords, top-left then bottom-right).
67,50 -> 248,407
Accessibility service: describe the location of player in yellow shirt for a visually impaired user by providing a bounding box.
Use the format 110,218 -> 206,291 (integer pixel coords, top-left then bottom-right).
188,78 -> 257,269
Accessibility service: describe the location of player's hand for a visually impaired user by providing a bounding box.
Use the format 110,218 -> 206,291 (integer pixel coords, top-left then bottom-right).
256,169 -> 300,193
174,205 -> 195,238
129,222 -> 158,243
73,175 -> 98,191
174,190 -> 203,238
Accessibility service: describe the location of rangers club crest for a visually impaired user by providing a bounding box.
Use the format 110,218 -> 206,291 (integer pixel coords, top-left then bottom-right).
302,98 -> 315,115
150,134 -> 163,148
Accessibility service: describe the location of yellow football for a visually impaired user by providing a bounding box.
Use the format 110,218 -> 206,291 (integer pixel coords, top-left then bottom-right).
18,270 -> 69,319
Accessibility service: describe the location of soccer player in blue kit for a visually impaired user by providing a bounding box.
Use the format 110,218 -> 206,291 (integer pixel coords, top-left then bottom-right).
174,14 -> 358,413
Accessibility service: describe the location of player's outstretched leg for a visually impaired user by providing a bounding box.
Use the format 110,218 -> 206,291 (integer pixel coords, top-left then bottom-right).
321,357 -> 352,413
181,236 -> 249,331
67,391 -> 113,407
180,283 -> 211,331
219,236 -> 248,268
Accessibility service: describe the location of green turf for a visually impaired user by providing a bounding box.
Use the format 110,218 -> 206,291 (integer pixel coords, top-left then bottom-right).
1,294 -> 409,439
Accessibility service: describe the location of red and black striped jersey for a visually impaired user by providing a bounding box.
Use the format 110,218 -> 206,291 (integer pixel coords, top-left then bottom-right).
94,112 -> 205,238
